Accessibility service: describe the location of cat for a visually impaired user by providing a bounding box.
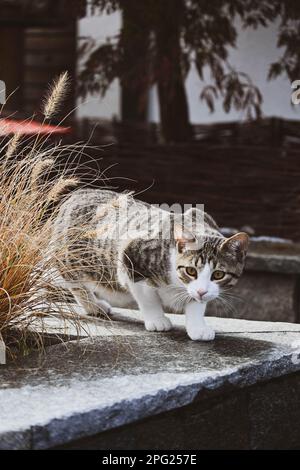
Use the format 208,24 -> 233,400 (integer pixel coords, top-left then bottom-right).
52,189 -> 248,341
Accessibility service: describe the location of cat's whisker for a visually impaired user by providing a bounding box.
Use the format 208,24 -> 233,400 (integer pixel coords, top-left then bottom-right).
217,294 -> 239,317
221,288 -> 244,301
221,291 -> 245,306
215,297 -> 231,318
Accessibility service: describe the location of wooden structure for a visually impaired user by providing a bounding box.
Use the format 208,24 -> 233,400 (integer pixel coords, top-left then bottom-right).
0,0 -> 76,119
64,134 -> 300,240
77,116 -> 300,147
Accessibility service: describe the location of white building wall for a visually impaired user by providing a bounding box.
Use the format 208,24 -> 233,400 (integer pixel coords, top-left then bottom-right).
77,13 -> 121,119
78,15 -> 300,123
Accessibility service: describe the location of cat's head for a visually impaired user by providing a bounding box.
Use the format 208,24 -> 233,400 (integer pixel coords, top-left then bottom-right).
174,227 -> 249,303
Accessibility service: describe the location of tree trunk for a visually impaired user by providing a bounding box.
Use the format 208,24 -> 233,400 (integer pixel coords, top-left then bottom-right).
155,0 -> 192,142
121,1 -> 150,123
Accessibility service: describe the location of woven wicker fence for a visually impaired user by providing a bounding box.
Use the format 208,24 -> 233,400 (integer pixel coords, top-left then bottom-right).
69,142 -> 300,241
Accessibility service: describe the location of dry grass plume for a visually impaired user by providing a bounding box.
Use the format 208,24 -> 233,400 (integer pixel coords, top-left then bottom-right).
43,71 -> 70,120
0,73 -> 87,359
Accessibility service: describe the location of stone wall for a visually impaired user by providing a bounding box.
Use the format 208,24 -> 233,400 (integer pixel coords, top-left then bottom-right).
55,372 -> 300,450
2,312 -> 300,450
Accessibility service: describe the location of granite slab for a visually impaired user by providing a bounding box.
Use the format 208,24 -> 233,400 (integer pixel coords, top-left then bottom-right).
1,308 -> 300,449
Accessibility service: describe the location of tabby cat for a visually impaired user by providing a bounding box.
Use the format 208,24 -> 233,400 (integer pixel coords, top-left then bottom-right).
52,189 -> 248,341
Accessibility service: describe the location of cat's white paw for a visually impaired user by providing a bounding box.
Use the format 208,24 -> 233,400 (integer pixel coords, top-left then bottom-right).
145,315 -> 173,332
97,300 -> 112,316
187,325 -> 215,341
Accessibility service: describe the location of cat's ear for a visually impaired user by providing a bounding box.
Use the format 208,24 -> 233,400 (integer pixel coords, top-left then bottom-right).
220,232 -> 249,255
174,224 -> 196,253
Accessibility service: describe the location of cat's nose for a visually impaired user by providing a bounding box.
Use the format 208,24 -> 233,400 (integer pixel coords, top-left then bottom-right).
197,288 -> 208,299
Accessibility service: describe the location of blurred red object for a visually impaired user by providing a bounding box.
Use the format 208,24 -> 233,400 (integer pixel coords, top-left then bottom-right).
0,118 -> 70,136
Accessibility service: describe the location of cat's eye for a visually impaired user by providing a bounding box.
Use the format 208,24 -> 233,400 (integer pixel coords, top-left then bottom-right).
185,267 -> 197,278
212,270 -> 225,281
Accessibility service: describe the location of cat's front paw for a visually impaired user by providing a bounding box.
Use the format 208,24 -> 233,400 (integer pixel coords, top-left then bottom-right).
187,325 -> 215,341
145,315 -> 173,332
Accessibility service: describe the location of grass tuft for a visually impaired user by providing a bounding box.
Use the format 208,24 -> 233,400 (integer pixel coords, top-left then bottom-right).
0,73 -> 85,359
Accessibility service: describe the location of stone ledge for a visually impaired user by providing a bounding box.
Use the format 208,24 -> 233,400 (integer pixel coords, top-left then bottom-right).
1,308 -> 300,450
246,252 -> 300,274
55,372 -> 300,450
246,240 -> 300,274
